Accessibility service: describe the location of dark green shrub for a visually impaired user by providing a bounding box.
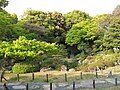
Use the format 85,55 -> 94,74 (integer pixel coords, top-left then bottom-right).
12,61 -> 39,74
41,58 -> 53,68
41,58 -> 64,69
67,59 -> 78,69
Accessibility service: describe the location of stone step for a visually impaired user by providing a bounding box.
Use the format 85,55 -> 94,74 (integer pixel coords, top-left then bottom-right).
12,85 -> 26,90
105,78 -> 120,84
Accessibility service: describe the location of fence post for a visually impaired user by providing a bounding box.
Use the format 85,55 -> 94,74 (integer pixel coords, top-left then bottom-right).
115,78 -> 117,86
95,68 -> 98,78
32,72 -> 34,80
101,69 -> 103,74
50,82 -> 52,90
80,72 -> 82,79
17,74 -> 19,81
46,74 -> 49,82
3,83 -> 8,90
110,71 -> 112,77
26,83 -> 28,90
65,73 -> 67,82
73,81 -> 75,90
93,80 -> 95,89
0,76 -> 2,82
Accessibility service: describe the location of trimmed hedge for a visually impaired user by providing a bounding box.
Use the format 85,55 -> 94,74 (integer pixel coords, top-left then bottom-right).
12,61 -> 39,74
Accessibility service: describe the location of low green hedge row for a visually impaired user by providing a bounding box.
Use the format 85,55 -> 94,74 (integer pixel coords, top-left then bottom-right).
12,61 -> 39,74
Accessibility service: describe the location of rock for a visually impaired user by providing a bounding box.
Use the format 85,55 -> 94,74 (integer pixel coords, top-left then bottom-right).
29,85 -> 40,89
12,85 -> 26,89
40,67 -> 46,72
7,82 -> 22,86
43,83 -> 56,90
9,70 -> 12,73
40,67 -> 52,72
105,78 -> 116,84
67,83 -> 82,89
69,68 -> 75,72
61,65 -> 67,71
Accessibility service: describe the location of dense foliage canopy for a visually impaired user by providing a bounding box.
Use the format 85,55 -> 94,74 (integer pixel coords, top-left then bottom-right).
0,3 -> 120,72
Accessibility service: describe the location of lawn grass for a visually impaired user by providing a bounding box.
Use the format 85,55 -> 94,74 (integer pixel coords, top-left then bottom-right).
2,71 -> 106,83
105,65 -> 120,74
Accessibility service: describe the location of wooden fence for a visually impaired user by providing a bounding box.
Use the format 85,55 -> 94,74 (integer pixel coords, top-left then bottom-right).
0,70 -> 119,90
0,78 -> 119,90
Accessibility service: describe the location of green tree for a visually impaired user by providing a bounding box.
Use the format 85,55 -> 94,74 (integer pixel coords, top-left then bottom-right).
102,18 -> 120,50
94,15 -> 120,51
66,20 -> 98,57
112,5 -> 120,16
10,13 -> 18,24
10,22 -> 38,40
0,0 -> 8,9
64,10 -> 92,30
93,14 -> 113,28
0,36 -> 59,67
0,11 -> 37,41
21,9 -> 55,42
21,9 -> 68,45
64,10 -> 92,57
0,11 -> 13,40
47,11 -> 66,44
93,14 -> 113,51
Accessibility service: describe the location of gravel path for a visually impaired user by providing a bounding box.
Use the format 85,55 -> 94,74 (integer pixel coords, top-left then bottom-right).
0,74 -> 120,90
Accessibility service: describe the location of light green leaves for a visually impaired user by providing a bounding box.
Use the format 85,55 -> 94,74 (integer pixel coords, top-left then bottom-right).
0,36 -> 58,63
66,20 -> 97,46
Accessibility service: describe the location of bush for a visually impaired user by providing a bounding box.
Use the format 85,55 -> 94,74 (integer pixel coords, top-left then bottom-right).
12,61 -> 39,74
41,57 -> 68,70
88,61 -> 105,70
67,59 -> 78,69
75,65 -> 88,72
103,60 -> 114,67
82,52 -> 119,70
